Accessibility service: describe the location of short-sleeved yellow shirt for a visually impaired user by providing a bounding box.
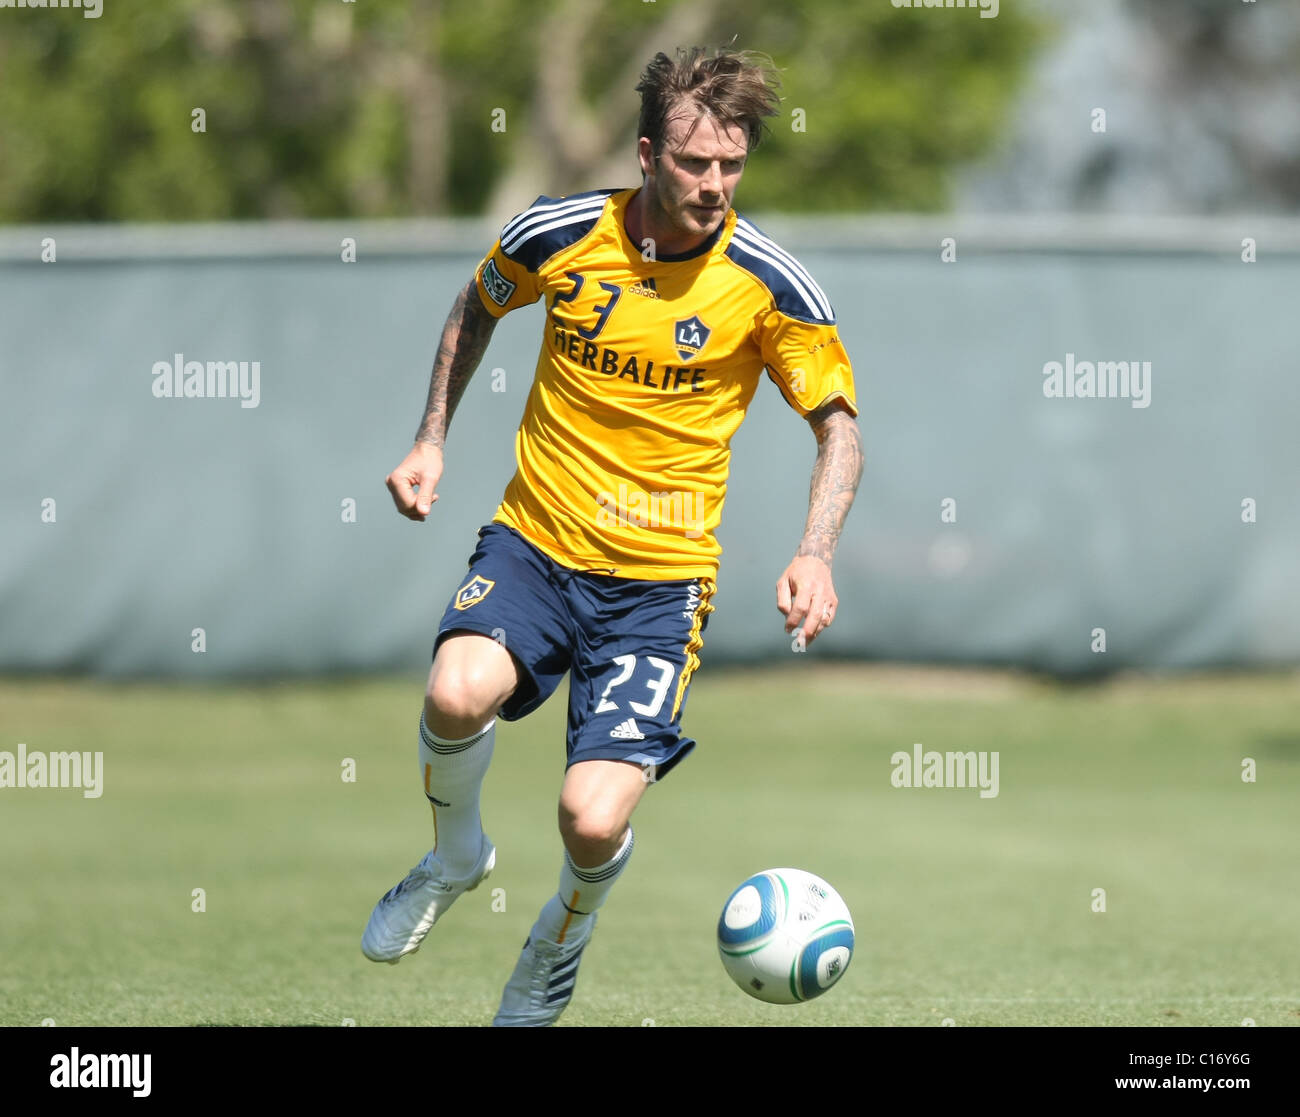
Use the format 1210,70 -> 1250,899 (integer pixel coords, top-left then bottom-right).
474,187 -> 857,580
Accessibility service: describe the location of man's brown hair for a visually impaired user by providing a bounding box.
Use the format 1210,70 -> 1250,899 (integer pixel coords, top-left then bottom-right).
635,46 -> 782,158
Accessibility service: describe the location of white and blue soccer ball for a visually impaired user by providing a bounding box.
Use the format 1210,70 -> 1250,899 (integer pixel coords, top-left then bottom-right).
717,868 -> 855,1004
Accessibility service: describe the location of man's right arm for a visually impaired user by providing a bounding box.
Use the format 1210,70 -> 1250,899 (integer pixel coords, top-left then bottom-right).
415,277 -> 499,450
387,277 -> 499,520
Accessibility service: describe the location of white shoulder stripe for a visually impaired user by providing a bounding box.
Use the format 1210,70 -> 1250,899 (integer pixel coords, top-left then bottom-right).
500,194 -> 608,244
734,219 -> 834,319
732,225 -> 833,320
729,232 -> 833,322
501,202 -> 607,256
500,193 -> 602,240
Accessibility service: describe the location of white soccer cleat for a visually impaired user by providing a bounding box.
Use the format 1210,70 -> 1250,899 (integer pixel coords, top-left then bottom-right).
492,915 -> 597,1027
361,835 -> 496,964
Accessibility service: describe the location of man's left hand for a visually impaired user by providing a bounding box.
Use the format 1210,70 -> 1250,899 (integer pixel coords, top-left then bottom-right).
776,555 -> 838,648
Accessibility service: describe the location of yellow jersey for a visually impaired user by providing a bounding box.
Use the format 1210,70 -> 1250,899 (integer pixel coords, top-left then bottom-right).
473,187 -> 857,580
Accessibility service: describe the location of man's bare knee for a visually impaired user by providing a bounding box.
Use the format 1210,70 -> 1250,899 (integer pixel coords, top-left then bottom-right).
424,635 -> 518,738
556,760 -> 646,866
559,806 -> 627,853
558,797 -> 633,867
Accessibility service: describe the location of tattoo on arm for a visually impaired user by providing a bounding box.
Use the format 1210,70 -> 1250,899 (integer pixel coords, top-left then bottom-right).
414,278 -> 499,448
796,402 -> 865,566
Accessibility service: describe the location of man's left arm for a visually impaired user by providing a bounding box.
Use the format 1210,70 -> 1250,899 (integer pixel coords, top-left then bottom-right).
776,399 -> 865,647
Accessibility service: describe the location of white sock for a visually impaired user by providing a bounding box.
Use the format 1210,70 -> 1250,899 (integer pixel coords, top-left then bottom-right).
419,713 -> 494,876
535,827 -> 634,945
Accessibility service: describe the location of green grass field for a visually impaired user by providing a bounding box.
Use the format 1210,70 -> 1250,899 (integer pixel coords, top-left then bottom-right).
1,665 -> 1297,1027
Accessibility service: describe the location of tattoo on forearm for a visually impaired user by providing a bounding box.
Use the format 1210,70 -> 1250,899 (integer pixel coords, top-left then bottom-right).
797,406 -> 864,565
415,279 -> 498,448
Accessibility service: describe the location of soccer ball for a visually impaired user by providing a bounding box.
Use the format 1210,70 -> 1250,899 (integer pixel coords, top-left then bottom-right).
717,868 -> 854,1004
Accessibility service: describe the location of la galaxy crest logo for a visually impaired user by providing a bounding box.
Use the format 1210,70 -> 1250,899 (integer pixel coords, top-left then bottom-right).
673,315 -> 711,362
453,574 -> 495,611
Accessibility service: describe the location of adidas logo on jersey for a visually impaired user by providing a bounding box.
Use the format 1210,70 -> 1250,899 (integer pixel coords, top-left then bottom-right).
628,277 -> 660,299
610,718 -> 645,741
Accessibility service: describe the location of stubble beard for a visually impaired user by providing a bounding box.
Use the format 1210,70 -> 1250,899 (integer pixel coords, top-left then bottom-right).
650,181 -> 724,250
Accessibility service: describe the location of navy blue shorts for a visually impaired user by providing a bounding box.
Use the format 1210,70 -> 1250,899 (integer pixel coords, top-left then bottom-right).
435,524 -> 716,780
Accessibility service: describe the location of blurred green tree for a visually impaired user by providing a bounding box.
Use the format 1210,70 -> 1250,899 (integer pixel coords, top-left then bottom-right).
0,0 -> 1040,222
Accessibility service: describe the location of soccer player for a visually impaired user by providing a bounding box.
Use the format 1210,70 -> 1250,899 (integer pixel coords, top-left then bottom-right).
362,46 -> 863,1026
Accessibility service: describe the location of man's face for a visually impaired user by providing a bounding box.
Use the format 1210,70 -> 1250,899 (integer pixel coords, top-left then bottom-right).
639,109 -> 748,250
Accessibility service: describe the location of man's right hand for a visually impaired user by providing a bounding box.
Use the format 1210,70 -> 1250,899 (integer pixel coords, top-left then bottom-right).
386,442 -> 444,521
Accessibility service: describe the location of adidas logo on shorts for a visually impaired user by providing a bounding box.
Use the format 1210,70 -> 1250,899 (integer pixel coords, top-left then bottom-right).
610,718 -> 645,741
